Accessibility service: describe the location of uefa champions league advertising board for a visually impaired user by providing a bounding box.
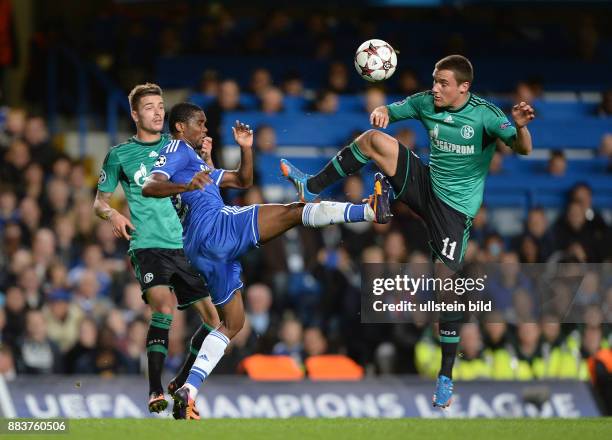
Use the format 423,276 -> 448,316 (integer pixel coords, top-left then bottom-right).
0,377 -> 600,419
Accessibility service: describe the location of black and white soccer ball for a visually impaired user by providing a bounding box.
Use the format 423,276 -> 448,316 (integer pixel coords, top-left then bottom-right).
354,39 -> 398,82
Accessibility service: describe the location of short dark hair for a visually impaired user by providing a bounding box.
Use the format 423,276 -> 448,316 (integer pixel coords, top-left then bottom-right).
435,55 -> 474,85
168,102 -> 204,135
128,83 -> 163,111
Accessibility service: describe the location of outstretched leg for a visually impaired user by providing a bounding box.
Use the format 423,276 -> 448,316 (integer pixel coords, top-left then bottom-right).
282,130 -> 400,201
257,172 -> 392,243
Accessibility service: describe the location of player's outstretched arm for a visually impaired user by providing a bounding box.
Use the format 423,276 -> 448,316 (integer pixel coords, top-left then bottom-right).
511,101 -> 535,155
93,190 -> 135,240
220,120 -> 254,189
142,171 -> 211,198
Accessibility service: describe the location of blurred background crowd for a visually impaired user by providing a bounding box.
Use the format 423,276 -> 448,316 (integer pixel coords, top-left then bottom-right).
0,1 -> 611,385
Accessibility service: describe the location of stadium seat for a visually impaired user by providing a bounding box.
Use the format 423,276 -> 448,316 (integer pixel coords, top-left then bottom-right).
240,355 -> 304,381
305,355 -> 365,381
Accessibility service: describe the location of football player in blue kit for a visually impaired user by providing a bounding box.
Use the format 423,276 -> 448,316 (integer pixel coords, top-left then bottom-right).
142,102 -> 393,419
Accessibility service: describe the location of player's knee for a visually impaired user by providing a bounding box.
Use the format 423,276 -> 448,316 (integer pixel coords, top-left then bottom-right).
281,202 -> 305,221
148,296 -> 173,315
356,129 -> 381,154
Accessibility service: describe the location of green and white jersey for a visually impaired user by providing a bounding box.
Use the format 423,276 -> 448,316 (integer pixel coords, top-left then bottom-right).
97,134 -> 183,251
387,91 -> 517,218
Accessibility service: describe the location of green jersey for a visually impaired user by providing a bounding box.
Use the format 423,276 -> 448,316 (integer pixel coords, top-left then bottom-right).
97,134 -> 183,250
387,91 -> 517,218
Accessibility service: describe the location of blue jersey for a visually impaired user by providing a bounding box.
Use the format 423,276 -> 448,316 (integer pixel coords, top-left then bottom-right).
150,138 -> 260,306
150,139 -> 225,234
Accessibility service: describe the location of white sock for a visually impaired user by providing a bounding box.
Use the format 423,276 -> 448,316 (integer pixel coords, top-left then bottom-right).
302,201 -> 374,227
184,329 -> 229,398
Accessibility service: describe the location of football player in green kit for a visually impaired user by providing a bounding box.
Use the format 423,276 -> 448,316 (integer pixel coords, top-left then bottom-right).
94,83 -> 219,414
281,55 -> 535,408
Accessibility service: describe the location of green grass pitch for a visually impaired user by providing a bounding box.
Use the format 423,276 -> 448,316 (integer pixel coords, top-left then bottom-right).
12,417 -> 612,440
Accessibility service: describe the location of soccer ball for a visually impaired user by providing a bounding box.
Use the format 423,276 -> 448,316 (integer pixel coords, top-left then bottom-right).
354,39 -> 397,82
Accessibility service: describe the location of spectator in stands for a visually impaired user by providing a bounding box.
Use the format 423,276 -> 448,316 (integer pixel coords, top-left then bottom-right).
23,162 -> 43,201
254,125 -> 277,154
553,201 -> 598,262
0,107 -> 26,149
42,289 -> 83,353
14,309 -> 63,374
470,206 -> 497,247
18,266 -> 43,310
488,252 -> 532,312
72,269 -> 112,321
124,317 -> 147,374
44,261 -> 69,295
53,215 -> 79,268
394,127 -> 416,150
312,89 -> 338,114
31,228 -> 56,276
513,79 -> 543,105
482,312 -> 514,379
68,243 -> 111,296
94,221 -> 127,265
64,317 -> 97,374
273,315 -> 304,365
599,133 -> 612,159
515,207 -> 555,262
74,325 -> 131,375
580,325 -> 603,380
326,61 -> 352,94
397,69 -> 421,96
205,79 -> 245,168
260,86 -> 284,114
453,323 -> 489,380
597,89 -> 612,117
570,183 -> 609,256
42,178 -> 72,220
23,116 -> 56,171
383,230 -> 408,263
482,233 -> 505,263
303,327 -> 328,358
250,68 -> 273,98
68,162 -> 90,199
121,282 -> 148,323
246,283 -> 278,353
0,188 -> 18,229
282,71 -> 305,97
159,26 -> 182,57
50,155 -> 72,181
0,139 -> 30,188
510,288 -> 536,323
364,87 -> 386,114
547,150 -> 567,176
196,69 -> 220,99
3,286 -> 26,346
513,322 -> 544,379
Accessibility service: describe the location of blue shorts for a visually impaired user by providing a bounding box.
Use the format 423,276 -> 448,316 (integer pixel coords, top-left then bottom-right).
185,205 -> 260,305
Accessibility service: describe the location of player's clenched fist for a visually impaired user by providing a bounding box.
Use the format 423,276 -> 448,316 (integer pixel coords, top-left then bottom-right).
186,170 -> 212,191
370,105 -> 390,129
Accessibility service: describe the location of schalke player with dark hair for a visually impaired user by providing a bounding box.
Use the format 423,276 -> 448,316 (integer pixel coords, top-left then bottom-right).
281,55 -> 536,408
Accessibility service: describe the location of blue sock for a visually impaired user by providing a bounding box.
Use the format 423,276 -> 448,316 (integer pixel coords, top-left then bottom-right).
345,203 -> 367,222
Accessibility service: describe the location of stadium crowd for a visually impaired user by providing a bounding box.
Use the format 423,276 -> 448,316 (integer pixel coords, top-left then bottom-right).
0,102 -> 610,382
0,2 -> 610,392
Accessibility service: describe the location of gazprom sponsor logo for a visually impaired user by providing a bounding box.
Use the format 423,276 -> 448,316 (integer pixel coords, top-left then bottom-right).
432,139 -> 475,155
